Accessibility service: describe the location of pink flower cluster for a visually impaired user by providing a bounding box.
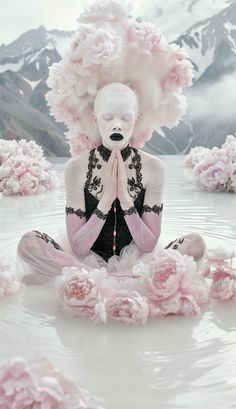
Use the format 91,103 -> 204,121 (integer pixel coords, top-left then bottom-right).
56,267 -> 106,323
106,290 -> 149,324
69,25 -> 123,76
143,250 -> 209,317
56,249 -> 209,325
45,0 -> 193,156
210,267 -> 236,300
184,134 -> 236,192
0,356 -> 101,409
0,139 -> 59,196
0,258 -> 20,298
202,253 -> 236,301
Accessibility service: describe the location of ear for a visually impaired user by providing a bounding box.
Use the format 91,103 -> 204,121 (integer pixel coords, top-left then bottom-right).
92,112 -> 97,124
136,115 -> 141,123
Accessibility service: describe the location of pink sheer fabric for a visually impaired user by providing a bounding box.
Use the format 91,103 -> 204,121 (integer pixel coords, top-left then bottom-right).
64,156 -> 112,258
122,158 -> 165,252
66,210 -> 108,257
123,210 -> 163,253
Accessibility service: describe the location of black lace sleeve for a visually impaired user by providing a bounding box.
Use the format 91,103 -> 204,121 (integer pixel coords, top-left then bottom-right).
65,206 -> 86,218
142,203 -> 163,214
123,206 -> 138,216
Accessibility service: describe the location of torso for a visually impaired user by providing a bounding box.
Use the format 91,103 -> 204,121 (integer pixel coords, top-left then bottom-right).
78,146 -> 160,202
77,146 -> 161,262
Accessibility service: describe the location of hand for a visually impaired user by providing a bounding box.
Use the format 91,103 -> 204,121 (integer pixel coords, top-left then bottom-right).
116,147 -> 133,209
99,147 -> 118,210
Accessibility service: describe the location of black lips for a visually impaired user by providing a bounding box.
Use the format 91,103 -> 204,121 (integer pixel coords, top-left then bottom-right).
110,133 -> 123,141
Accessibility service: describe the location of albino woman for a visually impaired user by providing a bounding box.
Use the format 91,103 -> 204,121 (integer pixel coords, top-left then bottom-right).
17,83 -> 205,285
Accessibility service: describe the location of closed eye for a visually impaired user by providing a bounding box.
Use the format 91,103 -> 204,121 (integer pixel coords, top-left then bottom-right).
102,115 -> 113,121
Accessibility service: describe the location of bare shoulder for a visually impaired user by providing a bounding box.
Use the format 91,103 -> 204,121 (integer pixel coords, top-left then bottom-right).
137,149 -> 165,175
64,151 -> 90,175
64,151 -> 90,186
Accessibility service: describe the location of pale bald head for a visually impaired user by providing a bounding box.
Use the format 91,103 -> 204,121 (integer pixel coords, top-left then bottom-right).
94,83 -> 139,115
93,82 -> 139,150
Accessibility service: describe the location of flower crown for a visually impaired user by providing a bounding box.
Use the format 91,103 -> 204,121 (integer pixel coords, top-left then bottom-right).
45,0 -> 193,156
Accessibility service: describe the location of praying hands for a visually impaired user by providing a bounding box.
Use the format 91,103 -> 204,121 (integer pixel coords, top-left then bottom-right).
99,146 -> 133,212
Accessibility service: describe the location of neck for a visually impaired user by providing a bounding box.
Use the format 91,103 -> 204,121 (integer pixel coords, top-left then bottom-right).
97,144 -> 132,162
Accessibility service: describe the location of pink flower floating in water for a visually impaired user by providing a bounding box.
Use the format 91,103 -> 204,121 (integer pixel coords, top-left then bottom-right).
106,290 -> 149,325
0,258 -> 20,298
0,356 -> 101,409
210,267 -> 236,301
0,139 -> 59,196
56,267 -> 106,322
143,250 -> 209,317
54,249 -> 213,324
184,134 -> 236,192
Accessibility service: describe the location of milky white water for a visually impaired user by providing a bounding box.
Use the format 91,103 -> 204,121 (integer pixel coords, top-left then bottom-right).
0,156 -> 236,409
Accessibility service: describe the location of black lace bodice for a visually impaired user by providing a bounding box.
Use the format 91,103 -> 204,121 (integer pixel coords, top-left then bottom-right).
84,187 -> 145,262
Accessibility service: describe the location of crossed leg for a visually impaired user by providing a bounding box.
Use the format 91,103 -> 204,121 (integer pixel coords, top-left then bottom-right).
17,230 -> 85,285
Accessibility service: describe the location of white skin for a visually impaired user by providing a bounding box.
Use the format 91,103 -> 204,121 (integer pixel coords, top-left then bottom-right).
92,83 -> 141,210
92,83 -> 139,151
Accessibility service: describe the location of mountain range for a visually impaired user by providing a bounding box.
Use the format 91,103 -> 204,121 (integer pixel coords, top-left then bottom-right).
0,0 -> 236,156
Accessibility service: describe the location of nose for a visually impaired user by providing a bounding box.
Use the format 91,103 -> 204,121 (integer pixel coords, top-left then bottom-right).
113,125 -> 121,131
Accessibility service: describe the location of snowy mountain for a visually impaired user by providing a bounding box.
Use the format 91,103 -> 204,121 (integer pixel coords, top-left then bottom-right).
0,2 -> 236,156
0,26 -> 73,156
135,0 -> 235,42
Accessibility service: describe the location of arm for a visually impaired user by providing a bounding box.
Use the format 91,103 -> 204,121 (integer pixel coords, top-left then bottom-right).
65,158 -> 112,258
120,159 -> 165,253
65,150 -> 118,258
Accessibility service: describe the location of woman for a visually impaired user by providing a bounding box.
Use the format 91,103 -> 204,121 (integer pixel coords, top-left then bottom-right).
17,82 -> 205,285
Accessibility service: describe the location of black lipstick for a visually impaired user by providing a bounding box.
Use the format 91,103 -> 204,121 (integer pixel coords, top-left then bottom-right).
110,133 -> 123,141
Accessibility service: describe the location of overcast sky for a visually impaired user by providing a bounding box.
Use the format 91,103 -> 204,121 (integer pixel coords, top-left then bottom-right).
0,0 -> 95,45
1,0 -> 229,46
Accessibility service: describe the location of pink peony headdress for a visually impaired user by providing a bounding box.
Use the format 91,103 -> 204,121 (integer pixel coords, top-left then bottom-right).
45,0 -> 193,156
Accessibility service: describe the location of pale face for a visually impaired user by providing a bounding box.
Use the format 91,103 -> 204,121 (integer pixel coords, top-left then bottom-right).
93,86 -> 139,151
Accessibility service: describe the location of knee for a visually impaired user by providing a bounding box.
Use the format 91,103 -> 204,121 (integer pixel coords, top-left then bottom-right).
181,233 -> 206,261
17,231 -> 37,257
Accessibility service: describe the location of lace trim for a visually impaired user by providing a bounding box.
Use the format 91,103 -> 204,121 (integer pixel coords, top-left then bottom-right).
94,208 -> 109,220
33,230 -> 63,251
97,144 -> 132,162
142,203 -> 163,214
127,148 -> 144,199
66,206 -> 86,218
84,149 -> 103,199
123,206 -> 137,216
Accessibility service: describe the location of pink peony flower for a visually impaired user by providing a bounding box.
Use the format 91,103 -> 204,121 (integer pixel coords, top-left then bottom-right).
180,256 -> 209,305
56,267 -> 106,322
144,252 -> 184,302
106,290 -> 149,324
127,21 -> 163,55
0,356 -> 82,409
0,259 -> 20,297
45,2 -> 192,154
164,61 -> 193,91
193,153 -> 230,192
178,295 -> 201,315
0,139 -> 59,196
78,0 -> 129,23
184,135 -> 236,192
222,134 -> 236,163
184,146 -> 209,168
69,26 -> 122,75
144,250 -> 208,317
210,267 -> 236,300
228,162 -> 236,191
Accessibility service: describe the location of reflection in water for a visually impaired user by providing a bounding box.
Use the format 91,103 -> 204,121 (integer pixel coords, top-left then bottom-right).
0,157 -> 236,409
